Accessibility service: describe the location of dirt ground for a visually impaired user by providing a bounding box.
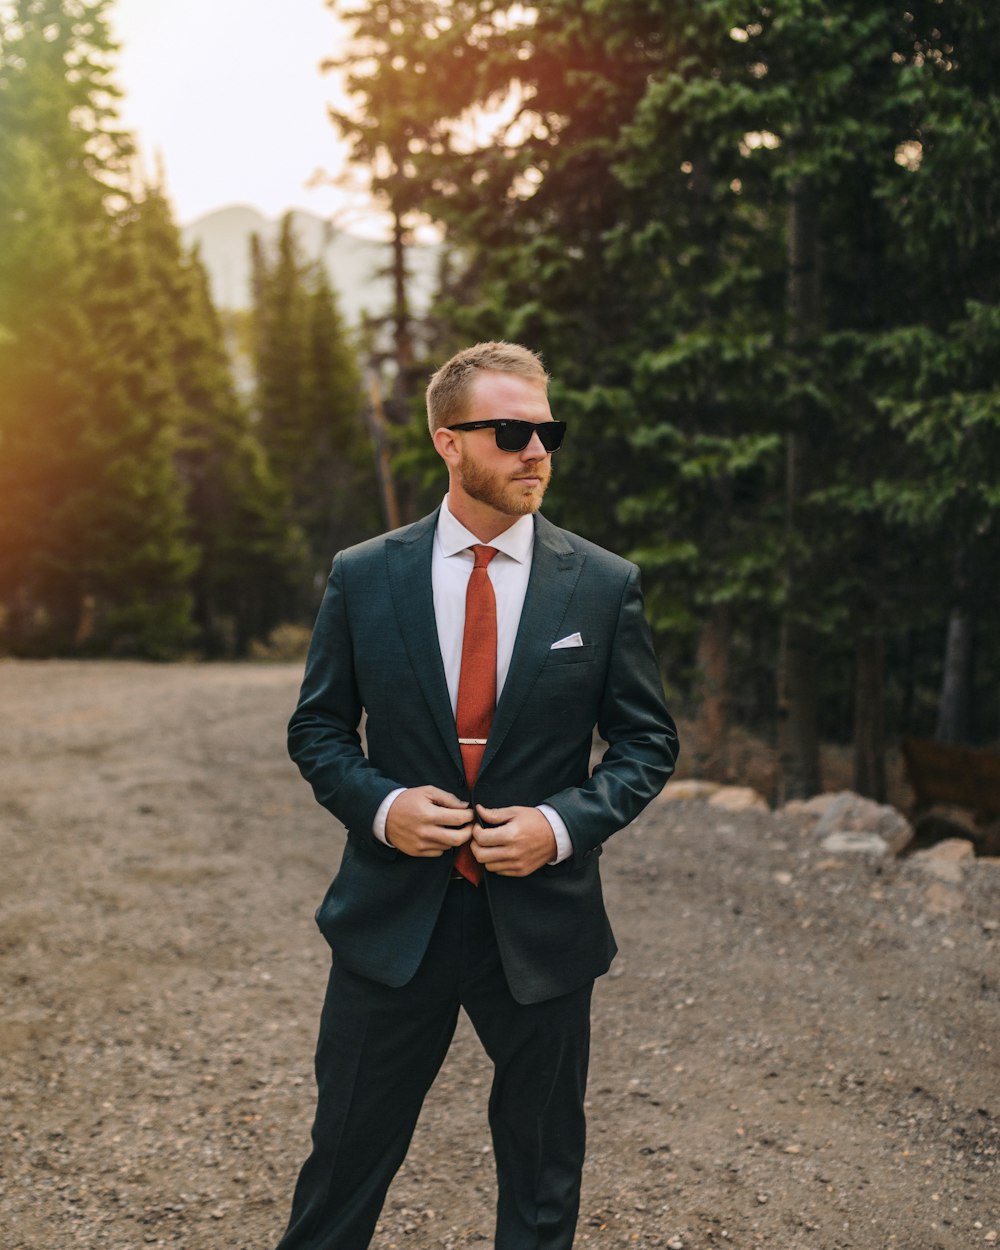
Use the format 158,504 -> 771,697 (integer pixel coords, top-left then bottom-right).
2,660 -> 998,1250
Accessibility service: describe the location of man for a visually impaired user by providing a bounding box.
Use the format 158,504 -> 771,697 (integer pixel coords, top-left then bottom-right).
276,341 -> 678,1250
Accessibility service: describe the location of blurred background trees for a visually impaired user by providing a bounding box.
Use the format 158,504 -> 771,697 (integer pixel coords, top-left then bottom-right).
2,0 -> 998,799
249,214 -> 377,617
327,0 -> 1000,797
0,0 -> 368,657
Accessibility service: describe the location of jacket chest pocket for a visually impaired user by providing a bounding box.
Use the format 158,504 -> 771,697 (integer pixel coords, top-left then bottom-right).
535,645 -> 601,722
541,644 -> 595,667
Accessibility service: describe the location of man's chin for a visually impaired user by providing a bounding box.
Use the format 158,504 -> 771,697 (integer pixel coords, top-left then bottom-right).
503,483 -> 547,515
460,474 -> 549,517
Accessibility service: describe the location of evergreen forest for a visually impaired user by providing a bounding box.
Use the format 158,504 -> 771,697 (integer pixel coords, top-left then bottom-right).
2,0 -> 999,802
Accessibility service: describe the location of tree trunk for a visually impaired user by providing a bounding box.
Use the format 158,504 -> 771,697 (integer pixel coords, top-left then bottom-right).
899,627 -> 917,735
383,200 -> 422,521
776,178 -> 822,802
390,206 -> 414,407
694,604 -> 732,781
777,611 -> 821,801
364,370 -> 401,532
935,606 -> 974,743
853,629 -> 886,801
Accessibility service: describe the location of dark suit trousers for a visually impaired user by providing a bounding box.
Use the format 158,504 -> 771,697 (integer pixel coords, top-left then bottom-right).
273,879 -> 593,1250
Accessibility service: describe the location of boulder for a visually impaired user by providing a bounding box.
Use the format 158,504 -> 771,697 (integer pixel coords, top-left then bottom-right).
800,792 -> 846,817
708,785 -> 769,813
780,798 -> 818,819
658,779 -> 721,803
813,791 -> 912,856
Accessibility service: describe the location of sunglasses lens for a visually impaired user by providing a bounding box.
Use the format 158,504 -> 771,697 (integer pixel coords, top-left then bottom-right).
495,422 -> 529,452
537,423 -> 565,451
495,421 -> 565,452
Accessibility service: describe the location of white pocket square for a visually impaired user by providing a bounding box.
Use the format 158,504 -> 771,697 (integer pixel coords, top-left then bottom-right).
551,632 -> 584,649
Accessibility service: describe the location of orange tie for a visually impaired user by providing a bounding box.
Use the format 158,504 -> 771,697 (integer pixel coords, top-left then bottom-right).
454,544 -> 498,884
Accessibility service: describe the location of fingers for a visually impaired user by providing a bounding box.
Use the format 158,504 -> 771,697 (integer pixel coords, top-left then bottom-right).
392,823 -> 471,857
384,786 -> 473,857
422,788 -> 473,830
474,803 -> 516,825
431,805 -> 476,828
426,787 -> 472,809
469,806 -> 558,877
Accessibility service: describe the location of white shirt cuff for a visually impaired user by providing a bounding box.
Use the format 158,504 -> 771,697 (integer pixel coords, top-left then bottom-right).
538,804 -> 573,863
373,788 -> 406,844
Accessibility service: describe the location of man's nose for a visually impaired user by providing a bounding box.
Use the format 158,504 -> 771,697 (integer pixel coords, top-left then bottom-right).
520,430 -> 549,459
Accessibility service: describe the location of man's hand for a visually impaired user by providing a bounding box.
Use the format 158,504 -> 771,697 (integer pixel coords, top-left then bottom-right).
471,805 -> 558,877
384,786 -> 474,858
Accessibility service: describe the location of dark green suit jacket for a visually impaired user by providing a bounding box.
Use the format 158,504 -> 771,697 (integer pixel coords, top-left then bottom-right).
288,509 -> 678,1004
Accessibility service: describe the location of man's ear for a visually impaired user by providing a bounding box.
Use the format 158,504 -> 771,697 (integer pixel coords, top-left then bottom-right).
432,425 -> 461,469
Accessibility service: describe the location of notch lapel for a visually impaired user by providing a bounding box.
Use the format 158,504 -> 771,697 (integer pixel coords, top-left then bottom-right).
385,511 -> 464,776
479,515 -> 584,776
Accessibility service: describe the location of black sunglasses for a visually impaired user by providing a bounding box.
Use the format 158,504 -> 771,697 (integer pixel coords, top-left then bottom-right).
447,419 -> 567,453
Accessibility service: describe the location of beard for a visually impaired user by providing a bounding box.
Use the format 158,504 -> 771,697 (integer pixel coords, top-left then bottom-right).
457,450 -> 552,516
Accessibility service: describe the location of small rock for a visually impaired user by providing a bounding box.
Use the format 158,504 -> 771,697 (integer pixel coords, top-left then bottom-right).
659,779 -> 721,802
910,838 -> 975,884
821,832 -> 891,856
709,786 -> 769,813
773,871 -> 794,886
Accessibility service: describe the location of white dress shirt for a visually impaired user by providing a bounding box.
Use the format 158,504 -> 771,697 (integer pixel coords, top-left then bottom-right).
373,495 -> 572,862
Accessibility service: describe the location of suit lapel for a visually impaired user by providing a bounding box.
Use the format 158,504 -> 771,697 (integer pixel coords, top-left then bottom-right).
479,514 -> 584,777
386,510 -> 464,775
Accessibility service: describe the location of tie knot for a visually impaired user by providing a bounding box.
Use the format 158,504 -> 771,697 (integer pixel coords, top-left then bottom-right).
471,544 -> 498,570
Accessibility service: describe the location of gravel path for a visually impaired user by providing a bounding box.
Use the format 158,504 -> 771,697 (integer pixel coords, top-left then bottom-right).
1,661 -> 998,1250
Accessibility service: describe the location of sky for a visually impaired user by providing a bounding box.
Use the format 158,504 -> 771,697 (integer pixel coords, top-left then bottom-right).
110,0 -> 385,234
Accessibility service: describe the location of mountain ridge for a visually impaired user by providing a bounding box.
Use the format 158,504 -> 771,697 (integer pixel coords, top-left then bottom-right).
181,205 -> 440,323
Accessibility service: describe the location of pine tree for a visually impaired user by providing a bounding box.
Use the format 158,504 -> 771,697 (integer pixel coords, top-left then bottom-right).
251,214 -> 374,604
123,188 -> 304,654
0,0 -> 195,655
324,0 -> 454,415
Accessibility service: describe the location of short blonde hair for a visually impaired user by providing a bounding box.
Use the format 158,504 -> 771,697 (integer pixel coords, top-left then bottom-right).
426,341 -> 549,434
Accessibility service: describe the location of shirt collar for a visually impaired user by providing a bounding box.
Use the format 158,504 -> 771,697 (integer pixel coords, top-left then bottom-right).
436,494 -> 535,563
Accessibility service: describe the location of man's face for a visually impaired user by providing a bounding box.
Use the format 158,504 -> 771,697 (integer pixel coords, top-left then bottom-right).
453,372 -> 554,518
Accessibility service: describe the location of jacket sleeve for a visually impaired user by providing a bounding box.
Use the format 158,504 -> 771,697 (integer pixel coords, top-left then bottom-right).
543,564 -> 679,855
287,552 -> 403,843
